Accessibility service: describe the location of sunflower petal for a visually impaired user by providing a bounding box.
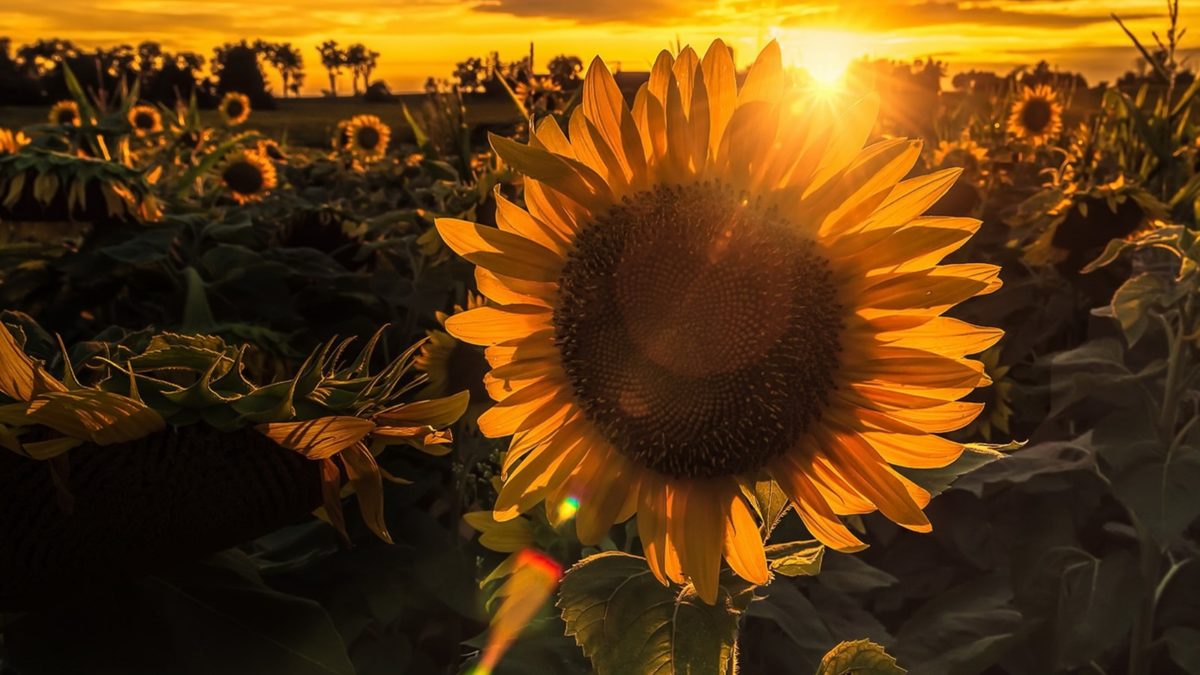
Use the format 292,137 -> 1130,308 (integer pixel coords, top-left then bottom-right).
435,218 -> 562,282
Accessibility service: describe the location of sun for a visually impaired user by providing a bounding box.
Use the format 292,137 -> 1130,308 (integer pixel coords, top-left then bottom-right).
778,29 -> 869,91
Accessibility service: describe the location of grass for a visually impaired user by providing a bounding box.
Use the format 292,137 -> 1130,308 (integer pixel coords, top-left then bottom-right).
0,94 -> 522,149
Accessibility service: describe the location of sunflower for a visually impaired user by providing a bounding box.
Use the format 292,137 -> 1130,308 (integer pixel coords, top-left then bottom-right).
257,138 -> 287,161
1008,85 -> 1063,145
332,119 -> 353,153
48,100 -> 80,126
415,293 -> 491,401
963,348 -> 1012,442
932,135 -> 988,176
127,104 -> 163,136
219,150 -> 277,204
435,40 -> 1002,603
0,128 -> 29,155
219,92 -> 251,126
344,114 -> 391,162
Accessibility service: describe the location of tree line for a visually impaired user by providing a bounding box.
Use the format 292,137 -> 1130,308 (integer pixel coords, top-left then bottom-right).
0,37 -> 390,107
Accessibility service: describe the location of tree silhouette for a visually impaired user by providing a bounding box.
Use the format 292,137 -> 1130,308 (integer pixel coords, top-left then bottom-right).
345,43 -> 379,96
547,54 -> 582,89
256,41 -> 305,98
213,41 -> 273,108
317,41 -> 346,97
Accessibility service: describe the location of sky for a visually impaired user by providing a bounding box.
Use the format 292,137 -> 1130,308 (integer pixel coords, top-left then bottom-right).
0,0 -> 1189,94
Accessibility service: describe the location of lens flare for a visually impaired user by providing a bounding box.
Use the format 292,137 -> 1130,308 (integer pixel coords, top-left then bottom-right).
474,549 -> 563,675
556,496 -> 580,522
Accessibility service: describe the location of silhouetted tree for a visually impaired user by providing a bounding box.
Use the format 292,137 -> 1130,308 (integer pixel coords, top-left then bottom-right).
213,41 -> 273,108
547,54 -> 582,89
256,41 -> 304,98
344,43 -> 379,96
317,41 -> 345,97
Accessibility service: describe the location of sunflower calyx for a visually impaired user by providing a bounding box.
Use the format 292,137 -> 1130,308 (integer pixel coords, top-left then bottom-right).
816,639 -> 906,675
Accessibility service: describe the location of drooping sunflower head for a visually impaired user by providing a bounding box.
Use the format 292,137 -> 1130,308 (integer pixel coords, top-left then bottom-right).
128,104 -> 163,136
332,119 -> 353,153
0,128 -> 29,155
345,115 -> 391,162
1008,85 -> 1063,144
219,92 -> 251,126
257,138 -> 287,161
436,40 -> 1003,603
415,293 -> 491,402
218,150 -> 277,204
49,100 -> 80,126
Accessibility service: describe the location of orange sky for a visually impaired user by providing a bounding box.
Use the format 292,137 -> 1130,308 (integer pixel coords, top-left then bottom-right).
0,1 -> 1188,94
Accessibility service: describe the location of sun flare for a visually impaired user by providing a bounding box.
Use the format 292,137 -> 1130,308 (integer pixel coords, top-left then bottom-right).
778,29 -> 871,91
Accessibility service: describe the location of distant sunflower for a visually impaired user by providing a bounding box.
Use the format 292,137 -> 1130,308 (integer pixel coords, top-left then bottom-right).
344,115 -> 391,162
963,349 -> 1012,442
932,136 -> 988,176
48,100 -> 80,126
1008,85 -> 1063,145
219,92 -> 251,126
219,150 -> 277,204
415,293 -> 491,402
257,138 -> 287,161
332,119 -> 353,153
0,128 -> 29,155
127,104 -> 163,136
436,40 -> 1002,603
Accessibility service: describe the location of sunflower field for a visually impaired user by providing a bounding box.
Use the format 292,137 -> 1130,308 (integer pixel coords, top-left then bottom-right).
1,7 -> 1200,675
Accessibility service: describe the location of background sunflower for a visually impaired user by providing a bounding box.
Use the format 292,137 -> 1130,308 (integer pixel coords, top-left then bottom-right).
48,100 -> 79,126
218,149 -> 277,204
127,104 -> 162,137
1008,84 -> 1064,144
344,114 -> 391,162
219,91 -> 251,126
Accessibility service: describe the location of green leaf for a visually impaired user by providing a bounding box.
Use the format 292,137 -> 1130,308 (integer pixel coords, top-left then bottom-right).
558,551 -> 744,675
1111,273 -> 1167,346
766,540 -> 825,577
181,266 -> 217,332
899,442 -> 1019,497
816,639 -> 905,675
1111,445 -> 1200,544
1165,627 -> 1200,674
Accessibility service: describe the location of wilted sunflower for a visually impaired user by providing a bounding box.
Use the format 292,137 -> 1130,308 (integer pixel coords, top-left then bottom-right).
219,150 -> 277,204
344,114 -> 391,162
1008,85 -> 1063,145
48,100 -> 80,126
415,293 -> 491,401
127,104 -> 163,136
436,40 -> 1002,603
219,92 -> 251,126
0,128 -> 29,155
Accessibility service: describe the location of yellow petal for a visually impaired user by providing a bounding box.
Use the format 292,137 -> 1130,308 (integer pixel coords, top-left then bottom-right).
258,416 -> 377,459
374,390 -> 469,428
723,493 -> 769,585
340,441 -> 392,543
771,454 -> 867,552
435,218 -> 562,283
445,305 -> 552,346
28,389 -> 165,445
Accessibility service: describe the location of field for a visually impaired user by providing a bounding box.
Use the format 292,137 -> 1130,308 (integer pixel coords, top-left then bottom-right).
0,95 -> 521,147
1,25 -> 1200,675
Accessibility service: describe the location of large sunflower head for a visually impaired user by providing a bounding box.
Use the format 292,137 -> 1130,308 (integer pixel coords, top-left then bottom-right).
218,150 -> 277,204
0,128 -> 29,155
49,100 -> 80,126
1008,85 -> 1063,145
436,41 -> 1003,604
219,92 -> 251,126
344,114 -> 391,162
128,104 -> 163,137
